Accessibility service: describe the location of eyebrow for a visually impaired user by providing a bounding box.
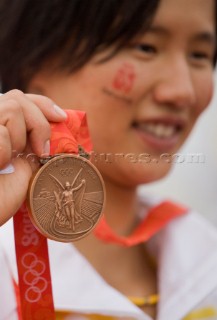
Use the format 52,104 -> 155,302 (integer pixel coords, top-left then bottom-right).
146,26 -> 216,46
145,26 -> 170,36
193,32 -> 216,46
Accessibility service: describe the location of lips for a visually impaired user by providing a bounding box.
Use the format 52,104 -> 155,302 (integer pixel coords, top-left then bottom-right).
132,118 -> 186,151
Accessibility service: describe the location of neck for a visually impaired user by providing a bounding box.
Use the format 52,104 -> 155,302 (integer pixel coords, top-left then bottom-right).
103,177 -> 139,236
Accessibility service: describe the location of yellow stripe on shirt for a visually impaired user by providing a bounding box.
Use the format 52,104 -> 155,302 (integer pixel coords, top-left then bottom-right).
183,307 -> 217,320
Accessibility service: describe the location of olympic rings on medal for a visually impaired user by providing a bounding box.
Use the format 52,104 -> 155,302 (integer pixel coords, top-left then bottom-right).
60,167 -> 74,177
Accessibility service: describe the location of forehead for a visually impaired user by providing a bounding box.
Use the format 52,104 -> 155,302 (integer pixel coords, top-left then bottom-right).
151,0 -> 215,33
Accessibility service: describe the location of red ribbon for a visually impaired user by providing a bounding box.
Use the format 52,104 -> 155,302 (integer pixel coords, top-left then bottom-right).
13,205 -> 55,320
94,201 -> 188,246
13,110 -> 92,319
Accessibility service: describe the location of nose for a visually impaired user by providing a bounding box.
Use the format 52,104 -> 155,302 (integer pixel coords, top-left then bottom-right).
153,57 -> 196,110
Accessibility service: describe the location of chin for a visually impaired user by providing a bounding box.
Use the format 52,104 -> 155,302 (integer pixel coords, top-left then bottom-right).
134,165 -> 172,186
141,167 -> 172,184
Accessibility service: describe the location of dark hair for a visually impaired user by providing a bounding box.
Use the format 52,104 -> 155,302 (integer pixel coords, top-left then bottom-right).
0,0 -> 160,92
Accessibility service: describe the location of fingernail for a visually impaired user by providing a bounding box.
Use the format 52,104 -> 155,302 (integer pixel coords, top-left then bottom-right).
53,104 -> 67,118
43,140 -> 50,156
0,164 -> 15,175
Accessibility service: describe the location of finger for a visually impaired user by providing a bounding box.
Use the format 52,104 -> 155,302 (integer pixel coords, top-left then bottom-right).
1,90 -> 67,122
26,93 -> 67,121
0,98 -> 27,153
4,90 -> 51,156
4,90 -> 68,156
0,125 -> 12,168
0,157 -> 32,226
0,164 -> 15,175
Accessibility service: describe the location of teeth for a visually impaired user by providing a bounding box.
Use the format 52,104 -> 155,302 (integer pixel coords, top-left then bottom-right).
138,123 -> 176,138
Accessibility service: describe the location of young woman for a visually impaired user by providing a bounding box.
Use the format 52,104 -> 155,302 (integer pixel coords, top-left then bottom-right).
0,0 -> 216,319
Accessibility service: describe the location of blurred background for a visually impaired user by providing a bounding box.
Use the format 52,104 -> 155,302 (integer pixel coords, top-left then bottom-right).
141,72 -> 217,225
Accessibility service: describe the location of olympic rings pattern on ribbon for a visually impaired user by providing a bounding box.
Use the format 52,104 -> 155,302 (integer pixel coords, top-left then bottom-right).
21,253 -> 48,303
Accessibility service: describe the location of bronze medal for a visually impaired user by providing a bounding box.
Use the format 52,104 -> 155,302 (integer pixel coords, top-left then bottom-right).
27,153 -> 105,242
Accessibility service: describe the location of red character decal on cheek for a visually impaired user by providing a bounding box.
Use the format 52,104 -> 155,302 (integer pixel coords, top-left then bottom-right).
112,63 -> 136,93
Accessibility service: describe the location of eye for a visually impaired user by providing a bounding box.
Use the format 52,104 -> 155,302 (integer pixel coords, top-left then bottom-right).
192,52 -> 208,59
190,51 -> 213,63
135,43 -> 157,55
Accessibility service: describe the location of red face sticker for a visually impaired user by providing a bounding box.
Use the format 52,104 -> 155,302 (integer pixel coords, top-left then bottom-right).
112,63 -> 136,93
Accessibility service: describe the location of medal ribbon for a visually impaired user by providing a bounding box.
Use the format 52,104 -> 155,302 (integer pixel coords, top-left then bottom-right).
13,110 -> 92,320
94,201 -> 188,246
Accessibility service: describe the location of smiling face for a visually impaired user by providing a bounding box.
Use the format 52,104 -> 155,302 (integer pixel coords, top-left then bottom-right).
29,0 -> 216,187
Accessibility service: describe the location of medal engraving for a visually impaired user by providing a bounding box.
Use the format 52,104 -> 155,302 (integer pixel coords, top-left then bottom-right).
27,154 -> 105,242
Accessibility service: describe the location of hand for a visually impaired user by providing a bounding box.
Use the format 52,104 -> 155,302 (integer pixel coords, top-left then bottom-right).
0,90 -> 67,226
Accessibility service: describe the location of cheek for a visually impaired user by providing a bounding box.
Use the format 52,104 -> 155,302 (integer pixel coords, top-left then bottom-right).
194,73 -> 214,116
111,62 -> 136,94
99,61 -> 139,105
